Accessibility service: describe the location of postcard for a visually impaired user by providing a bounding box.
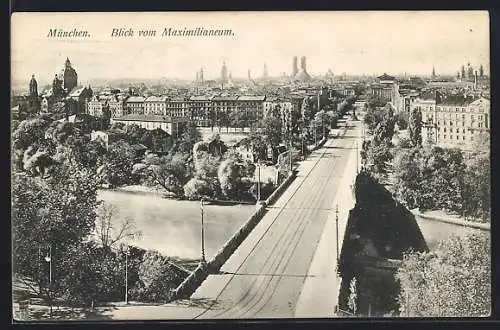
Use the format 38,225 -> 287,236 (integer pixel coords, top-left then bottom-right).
11,11 -> 490,321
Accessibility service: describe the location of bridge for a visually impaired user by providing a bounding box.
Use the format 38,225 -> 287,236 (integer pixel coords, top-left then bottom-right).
182,120 -> 362,319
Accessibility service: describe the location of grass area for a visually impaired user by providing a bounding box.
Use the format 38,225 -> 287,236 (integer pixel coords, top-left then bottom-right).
97,190 -> 256,260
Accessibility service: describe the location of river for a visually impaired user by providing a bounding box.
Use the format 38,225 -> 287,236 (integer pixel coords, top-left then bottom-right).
97,190 -> 256,260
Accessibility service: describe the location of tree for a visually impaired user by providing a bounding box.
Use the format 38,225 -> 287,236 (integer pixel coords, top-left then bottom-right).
93,203 -> 142,255
217,152 -> 247,200
363,105 -> 385,134
139,152 -> 190,197
348,277 -> 358,315
103,140 -> 137,187
462,143 -> 490,221
176,122 -> 201,154
396,232 -> 490,317
135,251 -> 187,302
301,97 -> 312,122
12,116 -> 53,153
409,107 -> 422,147
12,158 -> 100,305
394,112 -> 409,130
262,116 -> 282,148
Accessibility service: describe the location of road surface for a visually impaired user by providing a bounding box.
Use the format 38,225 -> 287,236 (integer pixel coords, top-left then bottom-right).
190,120 -> 362,319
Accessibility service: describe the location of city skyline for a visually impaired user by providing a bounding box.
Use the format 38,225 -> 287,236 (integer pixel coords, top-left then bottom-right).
12,11 -> 489,87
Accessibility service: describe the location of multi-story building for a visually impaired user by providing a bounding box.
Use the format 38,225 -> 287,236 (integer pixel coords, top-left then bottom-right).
108,94 -> 126,118
144,95 -> 168,115
87,94 -> 103,116
125,96 -> 145,115
189,95 -> 213,127
237,95 -> 266,124
263,97 -> 294,131
68,86 -> 93,114
415,94 -> 490,151
166,97 -> 189,118
110,114 -> 188,139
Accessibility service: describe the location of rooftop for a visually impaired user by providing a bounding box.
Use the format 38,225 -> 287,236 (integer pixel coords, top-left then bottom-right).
238,95 -> 266,101
377,73 -> 396,81
126,96 -> 146,103
438,94 -> 475,106
145,95 -> 168,102
113,114 -> 188,123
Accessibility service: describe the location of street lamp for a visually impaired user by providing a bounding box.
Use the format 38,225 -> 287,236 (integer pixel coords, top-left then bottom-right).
335,204 -> 339,265
124,245 -> 130,304
256,160 -> 261,204
200,198 -> 206,264
44,245 -> 53,317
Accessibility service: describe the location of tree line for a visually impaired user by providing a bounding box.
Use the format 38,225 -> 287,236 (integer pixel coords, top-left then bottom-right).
361,97 -> 490,222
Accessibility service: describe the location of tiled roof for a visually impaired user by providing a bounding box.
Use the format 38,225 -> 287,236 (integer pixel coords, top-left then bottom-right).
69,87 -> 86,97
145,95 -> 168,102
238,95 -> 266,101
212,96 -> 238,101
377,73 -> 396,81
438,94 -> 475,106
126,96 -> 145,103
190,95 -> 212,101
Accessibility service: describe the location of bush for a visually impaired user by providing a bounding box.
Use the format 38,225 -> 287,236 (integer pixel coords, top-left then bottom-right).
133,250 -> 186,303
183,177 -> 219,200
396,232 -> 490,317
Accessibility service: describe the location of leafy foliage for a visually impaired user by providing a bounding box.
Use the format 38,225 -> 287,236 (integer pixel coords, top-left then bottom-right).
139,152 -> 190,196
134,251 -> 186,302
12,158 -> 100,304
102,140 -> 138,187
396,232 -> 490,317
409,108 -> 422,147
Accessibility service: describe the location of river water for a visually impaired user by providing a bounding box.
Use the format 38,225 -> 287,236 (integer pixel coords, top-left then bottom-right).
97,190 -> 256,260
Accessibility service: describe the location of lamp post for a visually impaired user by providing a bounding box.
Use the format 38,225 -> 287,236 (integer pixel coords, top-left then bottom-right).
44,245 -> 52,318
200,198 -> 206,264
125,245 -> 129,304
288,129 -> 293,173
257,160 -> 261,204
335,204 -> 339,265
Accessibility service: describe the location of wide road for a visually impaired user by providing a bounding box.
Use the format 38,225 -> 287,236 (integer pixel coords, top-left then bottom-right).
191,120 -> 361,319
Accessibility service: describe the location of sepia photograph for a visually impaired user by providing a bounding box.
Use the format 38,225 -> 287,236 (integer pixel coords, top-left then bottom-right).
10,11 -> 491,321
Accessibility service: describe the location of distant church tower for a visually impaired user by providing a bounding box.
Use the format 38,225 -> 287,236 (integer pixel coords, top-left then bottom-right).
292,56 -> 298,77
221,61 -> 228,84
28,74 -> 39,109
263,63 -> 268,78
431,66 -> 436,79
62,57 -> 78,93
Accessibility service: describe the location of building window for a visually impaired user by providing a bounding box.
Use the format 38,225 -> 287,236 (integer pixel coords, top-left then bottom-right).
456,136 -> 459,140
450,121 -> 453,126
463,129 -> 465,134
456,128 -> 459,133
463,136 -> 465,140
444,127 -> 447,132
456,107 -> 459,112
444,134 -> 447,139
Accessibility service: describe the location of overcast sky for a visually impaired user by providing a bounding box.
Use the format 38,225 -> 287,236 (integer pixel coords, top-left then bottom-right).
11,11 -> 489,86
